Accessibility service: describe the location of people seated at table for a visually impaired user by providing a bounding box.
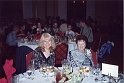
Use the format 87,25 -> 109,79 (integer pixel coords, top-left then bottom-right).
17,23 -> 26,38
48,21 -> 59,36
6,25 -> 20,51
31,33 -> 56,69
79,19 -> 93,49
59,19 -> 68,36
65,24 -> 75,37
68,35 -> 94,67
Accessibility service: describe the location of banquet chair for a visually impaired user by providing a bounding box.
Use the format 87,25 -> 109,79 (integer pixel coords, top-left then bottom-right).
91,33 -> 102,52
90,49 -> 98,67
98,33 -> 109,48
55,43 -> 68,67
26,51 -> 34,68
15,46 -> 33,74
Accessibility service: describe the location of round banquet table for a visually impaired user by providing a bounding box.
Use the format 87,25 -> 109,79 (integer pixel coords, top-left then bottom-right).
18,67 -> 124,83
18,41 -> 38,50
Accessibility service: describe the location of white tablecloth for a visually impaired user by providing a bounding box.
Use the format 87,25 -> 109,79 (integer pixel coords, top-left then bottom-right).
19,70 -> 55,83
19,67 -> 124,83
18,41 -> 38,50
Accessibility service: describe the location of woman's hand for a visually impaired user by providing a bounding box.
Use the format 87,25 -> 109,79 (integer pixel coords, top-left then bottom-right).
17,34 -> 25,36
17,36 -> 21,40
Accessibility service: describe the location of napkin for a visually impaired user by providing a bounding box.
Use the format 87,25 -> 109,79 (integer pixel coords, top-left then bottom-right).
0,78 -> 7,83
3,59 -> 16,83
34,34 -> 42,40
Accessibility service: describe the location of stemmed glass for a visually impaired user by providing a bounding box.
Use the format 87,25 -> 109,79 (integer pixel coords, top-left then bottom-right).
95,63 -> 101,76
30,59 -> 35,75
41,64 -> 47,77
46,65 -> 50,81
26,66 -> 33,79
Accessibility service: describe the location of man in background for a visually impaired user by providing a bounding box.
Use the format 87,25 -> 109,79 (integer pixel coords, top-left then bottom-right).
80,20 -> 93,49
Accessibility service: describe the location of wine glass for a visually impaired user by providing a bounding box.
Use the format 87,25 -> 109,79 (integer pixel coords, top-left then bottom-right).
26,67 -> 32,79
41,64 -> 47,77
30,59 -> 35,75
61,59 -> 68,70
46,66 -> 50,81
12,74 -> 20,83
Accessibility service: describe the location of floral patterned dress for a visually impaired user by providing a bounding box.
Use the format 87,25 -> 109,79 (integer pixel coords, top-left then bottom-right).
68,49 -> 94,67
31,47 -> 55,70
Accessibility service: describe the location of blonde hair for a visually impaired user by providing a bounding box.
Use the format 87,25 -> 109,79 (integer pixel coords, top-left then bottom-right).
38,33 -> 56,52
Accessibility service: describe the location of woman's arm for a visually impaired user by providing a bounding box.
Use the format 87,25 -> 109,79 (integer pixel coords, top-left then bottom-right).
31,49 -> 40,70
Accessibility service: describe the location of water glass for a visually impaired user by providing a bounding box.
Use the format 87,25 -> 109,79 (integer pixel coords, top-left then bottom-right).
62,60 -> 69,70
46,66 -> 50,81
41,64 -> 47,77
12,75 -> 20,83
26,67 -> 33,79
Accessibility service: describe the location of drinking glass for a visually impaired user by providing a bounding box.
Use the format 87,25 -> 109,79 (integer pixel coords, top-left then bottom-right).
30,59 -> 35,75
93,63 -> 100,76
41,64 -> 47,77
26,69 -> 32,79
46,66 -> 50,81
12,75 -> 20,83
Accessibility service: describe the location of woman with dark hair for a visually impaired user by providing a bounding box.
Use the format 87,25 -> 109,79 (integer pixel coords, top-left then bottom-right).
17,23 -> 26,38
68,35 -> 94,67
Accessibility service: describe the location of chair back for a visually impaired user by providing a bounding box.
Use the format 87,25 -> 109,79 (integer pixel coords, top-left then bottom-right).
91,33 -> 102,52
55,43 -> 68,67
15,46 -> 33,74
26,51 -> 34,68
90,49 -> 98,67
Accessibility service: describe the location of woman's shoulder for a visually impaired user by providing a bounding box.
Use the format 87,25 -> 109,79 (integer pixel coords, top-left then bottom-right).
85,48 -> 90,51
70,49 -> 79,52
70,49 -> 82,55
85,49 -> 92,56
50,51 -> 55,57
34,47 -> 42,52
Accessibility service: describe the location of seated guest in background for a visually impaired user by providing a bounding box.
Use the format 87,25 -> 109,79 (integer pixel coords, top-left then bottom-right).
59,19 -> 68,36
48,21 -> 59,36
17,23 -> 26,38
68,35 -> 94,67
79,20 -> 93,49
31,33 -> 56,69
31,22 -> 42,35
52,21 -> 59,35
65,24 -> 75,37
6,25 -> 20,51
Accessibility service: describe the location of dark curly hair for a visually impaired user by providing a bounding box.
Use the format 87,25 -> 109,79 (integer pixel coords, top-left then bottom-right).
76,35 -> 88,45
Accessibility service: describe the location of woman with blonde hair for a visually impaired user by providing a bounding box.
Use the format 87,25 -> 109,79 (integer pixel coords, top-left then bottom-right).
31,33 -> 56,69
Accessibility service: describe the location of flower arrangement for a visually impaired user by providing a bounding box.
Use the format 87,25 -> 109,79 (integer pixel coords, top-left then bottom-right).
59,69 -> 83,83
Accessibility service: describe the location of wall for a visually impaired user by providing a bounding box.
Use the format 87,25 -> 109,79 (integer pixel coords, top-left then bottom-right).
58,0 -> 67,20
95,1 -> 119,26
22,0 -> 32,18
86,0 -> 95,20
32,0 -> 58,20
37,1 -> 45,20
